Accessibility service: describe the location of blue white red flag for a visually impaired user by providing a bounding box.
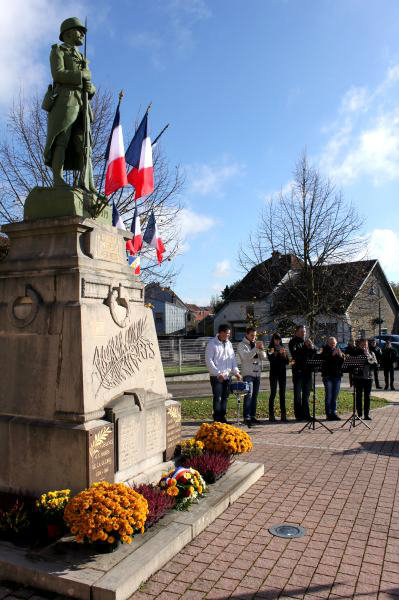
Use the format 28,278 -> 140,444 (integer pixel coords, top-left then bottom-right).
112,201 -> 125,229
130,204 -> 143,255
105,105 -> 129,196
125,112 -> 154,200
143,210 -> 165,265
128,254 -> 140,275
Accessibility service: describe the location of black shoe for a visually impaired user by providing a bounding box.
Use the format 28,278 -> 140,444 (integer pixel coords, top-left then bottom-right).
332,414 -> 341,421
219,417 -> 229,424
376,385 -> 382,389
326,415 -> 334,421
384,386 -> 388,390
280,415 -> 288,422
364,415 -> 372,420
391,387 -> 396,391
251,417 -> 261,424
357,413 -> 363,418
244,419 -> 252,428
269,416 -> 277,423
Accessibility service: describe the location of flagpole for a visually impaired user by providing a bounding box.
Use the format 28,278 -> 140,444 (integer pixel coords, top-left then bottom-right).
152,123 -> 170,147
98,90 -> 124,195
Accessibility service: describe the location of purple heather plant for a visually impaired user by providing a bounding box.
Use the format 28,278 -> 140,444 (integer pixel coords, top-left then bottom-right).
131,483 -> 176,528
181,452 -> 233,483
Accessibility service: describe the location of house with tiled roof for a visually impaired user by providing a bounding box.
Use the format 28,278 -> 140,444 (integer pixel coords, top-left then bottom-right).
213,253 -> 399,342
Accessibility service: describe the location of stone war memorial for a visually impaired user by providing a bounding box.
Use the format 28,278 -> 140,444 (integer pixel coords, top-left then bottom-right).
0,17 -> 263,599
0,16 -> 180,497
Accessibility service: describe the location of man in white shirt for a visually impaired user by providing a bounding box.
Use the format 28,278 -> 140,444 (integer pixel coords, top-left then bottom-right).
205,324 -> 241,422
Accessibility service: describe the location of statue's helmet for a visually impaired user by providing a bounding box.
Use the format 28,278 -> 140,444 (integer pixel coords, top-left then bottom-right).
59,17 -> 87,42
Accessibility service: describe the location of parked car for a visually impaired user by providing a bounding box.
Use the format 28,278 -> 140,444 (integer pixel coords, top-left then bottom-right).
373,335 -> 399,364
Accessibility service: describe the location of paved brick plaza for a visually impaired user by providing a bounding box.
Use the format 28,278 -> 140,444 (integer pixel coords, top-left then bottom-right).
132,404 -> 399,600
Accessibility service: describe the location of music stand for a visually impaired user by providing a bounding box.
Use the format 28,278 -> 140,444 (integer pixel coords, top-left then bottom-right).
229,381 -> 251,426
298,357 -> 333,434
340,355 -> 370,430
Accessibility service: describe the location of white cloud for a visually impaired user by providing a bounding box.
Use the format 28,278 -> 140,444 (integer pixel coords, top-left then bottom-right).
213,259 -> 231,278
319,64 -> 399,186
163,0 -> 211,52
365,229 -> 399,281
0,0 -> 86,106
173,207 -> 215,253
187,160 -> 243,197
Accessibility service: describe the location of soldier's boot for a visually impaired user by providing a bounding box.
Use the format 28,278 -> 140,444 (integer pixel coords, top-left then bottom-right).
51,146 -> 70,187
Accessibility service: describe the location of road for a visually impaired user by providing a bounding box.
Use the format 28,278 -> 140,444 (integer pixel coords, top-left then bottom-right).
166,373 -> 353,399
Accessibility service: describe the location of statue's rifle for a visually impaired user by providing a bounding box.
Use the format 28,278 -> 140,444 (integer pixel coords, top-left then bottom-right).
79,17 -> 92,193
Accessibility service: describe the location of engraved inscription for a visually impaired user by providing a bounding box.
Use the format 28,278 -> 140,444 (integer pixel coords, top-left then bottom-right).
118,414 -> 142,471
96,232 -> 121,262
165,403 -> 181,461
87,425 -> 114,484
124,286 -> 143,302
92,316 -> 156,394
146,409 -> 163,454
82,279 -> 110,299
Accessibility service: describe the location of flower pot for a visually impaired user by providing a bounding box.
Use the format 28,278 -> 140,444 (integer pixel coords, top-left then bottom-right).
47,523 -> 62,541
93,539 -> 121,553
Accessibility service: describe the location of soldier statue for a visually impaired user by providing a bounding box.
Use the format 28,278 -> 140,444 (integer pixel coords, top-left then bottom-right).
43,17 -> 97,194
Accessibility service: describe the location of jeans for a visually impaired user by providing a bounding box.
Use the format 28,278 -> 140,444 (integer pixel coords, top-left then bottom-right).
355,379 -> 372,417
210,376 -> 230,420
323,376 -> 341,416
383,366 -> 394,389
269,371 -> 286,416
243,376 -> 261,419
292,371 -> 312,419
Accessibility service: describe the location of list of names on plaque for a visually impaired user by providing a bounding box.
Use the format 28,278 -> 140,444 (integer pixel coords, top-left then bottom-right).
118,414 -> 142,471
165,403 -> 181,460
87,425 -> 114,484
146,408 -> 163,453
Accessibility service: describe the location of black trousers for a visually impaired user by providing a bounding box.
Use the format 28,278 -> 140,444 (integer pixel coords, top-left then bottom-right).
354,379 -> 372,417
383,366 -> 394,389
373,365 -> 380,388
292,371 -> 312,420
269,371 -> 286,416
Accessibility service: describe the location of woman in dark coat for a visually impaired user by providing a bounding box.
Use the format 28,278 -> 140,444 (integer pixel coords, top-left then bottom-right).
321,337 -> 345,420
267,333 -> 289,422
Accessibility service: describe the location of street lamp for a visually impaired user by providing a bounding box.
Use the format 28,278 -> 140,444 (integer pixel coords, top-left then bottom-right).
369,285 -> 383,339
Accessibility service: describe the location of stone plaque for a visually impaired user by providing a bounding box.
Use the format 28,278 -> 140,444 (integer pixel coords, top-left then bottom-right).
118,412 -> 142,471
146,408 -> 163,454
90,230 -> 123,264
165,400 -> 181,460
87,424 -> 114,485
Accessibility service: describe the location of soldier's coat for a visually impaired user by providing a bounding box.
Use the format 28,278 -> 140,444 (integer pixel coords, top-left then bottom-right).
43,43 -> 95,170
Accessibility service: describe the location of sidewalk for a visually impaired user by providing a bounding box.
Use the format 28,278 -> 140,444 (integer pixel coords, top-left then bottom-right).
131,403 -> 399,600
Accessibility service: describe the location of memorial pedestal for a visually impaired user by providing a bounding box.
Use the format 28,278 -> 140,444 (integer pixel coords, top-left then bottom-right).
0,210 -> 174,495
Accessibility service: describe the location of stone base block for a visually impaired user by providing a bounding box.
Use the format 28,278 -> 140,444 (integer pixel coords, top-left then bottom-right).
24,186 -> 112,225
0,461 -> 264,599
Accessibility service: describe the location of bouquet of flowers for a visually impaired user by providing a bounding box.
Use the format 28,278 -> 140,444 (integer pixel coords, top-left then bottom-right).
36,489 -> 71,539
64,482 -> 148,549
195,422 -> 253,455
159,467 -> 207,510
179,438 -> 204,459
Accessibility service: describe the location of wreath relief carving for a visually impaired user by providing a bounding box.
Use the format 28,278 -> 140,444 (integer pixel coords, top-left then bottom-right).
92,316 -> 156,395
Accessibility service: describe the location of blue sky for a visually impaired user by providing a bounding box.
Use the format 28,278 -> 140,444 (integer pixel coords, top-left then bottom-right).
2,0 -> 398,304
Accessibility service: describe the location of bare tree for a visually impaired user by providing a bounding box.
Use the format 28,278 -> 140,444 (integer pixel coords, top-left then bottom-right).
239,152 -> 366,336
0,90 -> 185,285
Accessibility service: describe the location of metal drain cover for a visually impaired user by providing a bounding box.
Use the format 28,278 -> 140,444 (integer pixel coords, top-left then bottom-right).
269,524 -> 306,538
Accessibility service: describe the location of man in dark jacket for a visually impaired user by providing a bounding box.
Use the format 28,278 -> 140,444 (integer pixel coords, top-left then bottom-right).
353,339 -> 378,420
368,339 -> 382,389
381,342 -> 396,390
289,325 -> 316,420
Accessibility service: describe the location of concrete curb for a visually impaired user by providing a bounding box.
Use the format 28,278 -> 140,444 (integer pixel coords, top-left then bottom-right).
0,461 -> 264,600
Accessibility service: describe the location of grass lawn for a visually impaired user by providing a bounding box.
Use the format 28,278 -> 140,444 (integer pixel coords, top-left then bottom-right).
180,389 -> 388,421
164,366 -> 208,376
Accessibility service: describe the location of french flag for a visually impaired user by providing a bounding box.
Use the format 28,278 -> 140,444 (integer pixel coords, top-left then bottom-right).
129,204 -> 143,255
128,254 -> 140,275
143,210 -> 165,265
125,112 -> 154,200
104,105 -> 128,197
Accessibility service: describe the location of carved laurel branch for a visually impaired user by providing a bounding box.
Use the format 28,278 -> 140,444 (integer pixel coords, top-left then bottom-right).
89,426 -> 112,459
92,316 -> 155,394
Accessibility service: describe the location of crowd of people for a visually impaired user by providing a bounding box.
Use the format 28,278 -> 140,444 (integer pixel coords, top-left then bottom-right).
205,324 -> 396,427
